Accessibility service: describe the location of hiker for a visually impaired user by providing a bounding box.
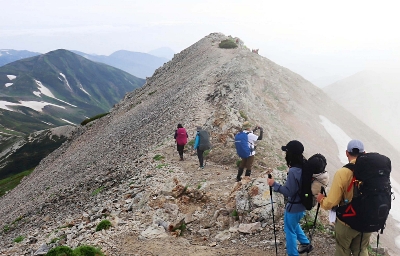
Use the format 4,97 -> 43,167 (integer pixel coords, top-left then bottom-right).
236,121 -> 263,182
174,124 -> 188,161
267,140 -> 313,255
316,139 -> 371,256
193,126 -> 211,169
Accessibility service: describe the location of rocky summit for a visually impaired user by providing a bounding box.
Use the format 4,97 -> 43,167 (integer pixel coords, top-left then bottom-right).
0,33 -> 397,255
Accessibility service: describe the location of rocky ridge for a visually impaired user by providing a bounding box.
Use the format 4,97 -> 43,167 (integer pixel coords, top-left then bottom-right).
0,33 -> 396,255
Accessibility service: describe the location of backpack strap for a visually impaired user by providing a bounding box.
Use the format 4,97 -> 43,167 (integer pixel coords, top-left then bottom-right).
343,163 -> 356,192
244,131 -> 254,152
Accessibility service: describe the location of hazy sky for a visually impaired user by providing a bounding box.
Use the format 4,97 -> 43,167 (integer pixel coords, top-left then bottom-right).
1,0 -> 399,86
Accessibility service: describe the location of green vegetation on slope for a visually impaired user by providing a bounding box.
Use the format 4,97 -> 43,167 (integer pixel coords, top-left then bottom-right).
0,169 -> 34,197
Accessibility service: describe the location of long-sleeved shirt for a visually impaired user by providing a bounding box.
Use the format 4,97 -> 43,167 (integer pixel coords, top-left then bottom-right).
320,159 -> 356,210
193,132 -> 200,149
272,166 -> 306,213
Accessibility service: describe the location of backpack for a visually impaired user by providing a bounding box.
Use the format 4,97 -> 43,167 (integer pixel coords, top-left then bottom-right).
176,128 -> 187,145
336,152 -> 392,233
198,130 -> 211,151
298,154 -> 327,210
234,131 -> 251,158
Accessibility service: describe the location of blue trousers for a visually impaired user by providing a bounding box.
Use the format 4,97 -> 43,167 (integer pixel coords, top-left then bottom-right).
284,211 -> 310,256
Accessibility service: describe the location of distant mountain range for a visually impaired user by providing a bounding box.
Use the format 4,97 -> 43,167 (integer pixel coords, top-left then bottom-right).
72,50 -> 169,79
0,49 -> 145,136
0,49 -> 41,66
1,48 -> 175,80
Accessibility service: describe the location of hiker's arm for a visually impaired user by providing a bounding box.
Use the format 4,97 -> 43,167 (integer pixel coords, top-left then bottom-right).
174,130 -> 177,140
254,127 -> 263,140
319,171 -> 345,210
193,134 -> 199,149
272,170 -> 297,198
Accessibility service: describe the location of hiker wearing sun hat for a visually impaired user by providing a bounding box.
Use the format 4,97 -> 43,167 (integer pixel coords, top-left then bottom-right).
235,121 -> 263,182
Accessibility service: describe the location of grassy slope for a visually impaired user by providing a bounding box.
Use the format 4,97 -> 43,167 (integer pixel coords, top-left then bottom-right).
0,169 -> 33,197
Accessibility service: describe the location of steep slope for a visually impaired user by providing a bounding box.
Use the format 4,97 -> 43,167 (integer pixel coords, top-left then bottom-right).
323,69 -> 400,153
73,50 -> 168,78
0,49 -> 41,67
0,49 -> 145,135
0,33 -> 398,255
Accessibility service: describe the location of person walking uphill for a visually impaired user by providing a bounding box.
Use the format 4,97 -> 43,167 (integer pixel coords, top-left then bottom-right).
316,140 -> 371,256
174,124 -> 188,161
193,126 -> 211,169
235,122 -> 263,182
267,140 -> 313,256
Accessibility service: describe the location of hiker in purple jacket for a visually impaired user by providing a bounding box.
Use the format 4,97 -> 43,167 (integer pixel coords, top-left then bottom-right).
174,124 -> 188,161
267,140 -> 313,256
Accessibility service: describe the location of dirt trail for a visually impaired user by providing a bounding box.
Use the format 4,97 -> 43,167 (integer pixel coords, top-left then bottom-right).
109,138 -> 336,256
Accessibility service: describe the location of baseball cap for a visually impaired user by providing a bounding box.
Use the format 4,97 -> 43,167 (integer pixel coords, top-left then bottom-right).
347,139 -> 364,153
281,140 -> 304,155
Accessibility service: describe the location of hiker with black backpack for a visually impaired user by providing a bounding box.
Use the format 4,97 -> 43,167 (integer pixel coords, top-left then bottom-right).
267,140 -> 313,255
317,139 -> 392,256
193,126 -> 211,169
235,121 -> 263,182
174,124 -> 188,161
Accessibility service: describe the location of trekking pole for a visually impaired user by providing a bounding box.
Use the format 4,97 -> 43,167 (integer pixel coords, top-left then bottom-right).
308,186 -> 325,256
268,174 -> 278,256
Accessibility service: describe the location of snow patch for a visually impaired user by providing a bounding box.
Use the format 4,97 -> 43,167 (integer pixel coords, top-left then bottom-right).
19,101 -> 65,112
0,101 -> 19,111
0,100 -> 65,112
319,115 -> 351,164
60,118 -> 76,125
35,79 -> 55,98
59,73 -> 72,90
34,79 -> 77,107
41,121 -> 54,126
5,83 -> 13,87
79,83 -> 91,96
7,75 -> 16,80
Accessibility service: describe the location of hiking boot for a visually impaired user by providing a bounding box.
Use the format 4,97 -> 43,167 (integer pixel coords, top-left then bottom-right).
298,244 -> 313,254
179,157 -> 184,161
198,166 -> 204,170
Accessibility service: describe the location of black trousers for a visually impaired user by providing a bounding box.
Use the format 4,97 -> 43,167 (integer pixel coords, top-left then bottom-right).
197,149 -> 204,167
177,144 -> 184,158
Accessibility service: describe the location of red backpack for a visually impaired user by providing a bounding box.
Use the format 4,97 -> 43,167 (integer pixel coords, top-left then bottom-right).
176,128 -> 188,145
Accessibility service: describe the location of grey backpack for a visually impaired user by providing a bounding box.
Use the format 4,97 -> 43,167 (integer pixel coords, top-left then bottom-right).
198,130 -> 211,151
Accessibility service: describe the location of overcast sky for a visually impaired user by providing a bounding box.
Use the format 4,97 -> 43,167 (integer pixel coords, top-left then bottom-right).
1,0 -> 399,86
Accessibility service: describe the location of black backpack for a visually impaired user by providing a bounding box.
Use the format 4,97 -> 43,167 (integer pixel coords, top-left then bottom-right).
292,154 -> 327,210
337,152 -> 392,233
301,154 -> 327,210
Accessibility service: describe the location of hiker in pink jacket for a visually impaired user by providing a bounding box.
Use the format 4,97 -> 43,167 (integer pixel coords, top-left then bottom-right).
174,124 -> 188,161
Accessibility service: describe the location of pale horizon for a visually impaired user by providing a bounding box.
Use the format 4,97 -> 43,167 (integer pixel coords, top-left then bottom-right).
1,0 -> 400,87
